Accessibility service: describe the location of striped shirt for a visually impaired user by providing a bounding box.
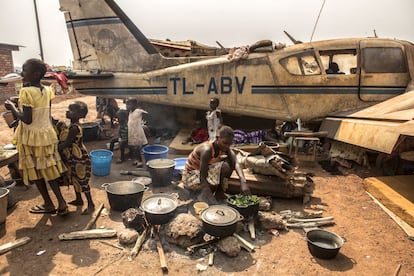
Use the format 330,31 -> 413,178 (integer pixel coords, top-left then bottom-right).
185,141 -> 225,171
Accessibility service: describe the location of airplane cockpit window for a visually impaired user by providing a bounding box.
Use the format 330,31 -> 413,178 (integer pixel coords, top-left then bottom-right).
280,53 -> 321,75
363,47 -> 407,73
319,49 -> 357,75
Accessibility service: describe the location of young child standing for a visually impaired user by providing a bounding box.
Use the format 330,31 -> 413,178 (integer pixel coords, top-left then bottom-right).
58,101 -> 95,215
109,109 -> 129,163
206,97 -> 223,141
4,58 -> 68,215
125,99 -> 148,167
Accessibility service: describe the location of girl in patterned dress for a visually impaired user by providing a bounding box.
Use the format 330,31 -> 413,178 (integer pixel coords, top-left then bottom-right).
4,58 -> 68,215
58,101 -> 95,215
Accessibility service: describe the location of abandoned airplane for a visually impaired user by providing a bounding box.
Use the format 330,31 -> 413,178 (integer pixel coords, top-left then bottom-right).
59,0 -> 414,122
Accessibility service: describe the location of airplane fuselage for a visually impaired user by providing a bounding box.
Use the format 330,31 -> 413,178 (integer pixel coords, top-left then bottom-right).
61,0 -> 414,122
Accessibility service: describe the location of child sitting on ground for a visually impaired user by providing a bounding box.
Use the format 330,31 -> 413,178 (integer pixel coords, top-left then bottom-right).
58,101 -> 95,215
182,120 -> 208,145
109,109 -> 130,163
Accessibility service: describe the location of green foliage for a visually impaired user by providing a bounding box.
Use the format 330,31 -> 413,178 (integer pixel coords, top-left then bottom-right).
228,194 -> 260,206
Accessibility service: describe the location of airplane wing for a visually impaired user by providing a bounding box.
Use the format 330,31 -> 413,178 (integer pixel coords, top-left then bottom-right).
320,90 -> 414,154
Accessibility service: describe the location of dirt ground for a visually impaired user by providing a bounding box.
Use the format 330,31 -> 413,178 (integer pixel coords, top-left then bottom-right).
0,93 -> 413,276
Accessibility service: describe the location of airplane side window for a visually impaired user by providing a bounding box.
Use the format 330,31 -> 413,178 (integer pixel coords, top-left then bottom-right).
319,50 -> 357,75
363,47 -> 407,73
280,53 -> 321,76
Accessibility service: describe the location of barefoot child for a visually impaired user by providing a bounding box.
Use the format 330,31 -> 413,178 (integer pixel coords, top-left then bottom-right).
126,99 -> 148,167
4,58 -> 68,215
206,97 -> 222,141
58,101 -> 95,214
109,109 -> 129,163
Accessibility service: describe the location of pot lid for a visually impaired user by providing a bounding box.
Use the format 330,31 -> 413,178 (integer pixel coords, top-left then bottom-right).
141,194 -> 177,214
132,177 -> 152,186
201,205 -> 241,226
147,158 -> 175,169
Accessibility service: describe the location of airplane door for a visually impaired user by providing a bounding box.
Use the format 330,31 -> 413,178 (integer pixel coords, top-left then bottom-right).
359,40 -> 409,101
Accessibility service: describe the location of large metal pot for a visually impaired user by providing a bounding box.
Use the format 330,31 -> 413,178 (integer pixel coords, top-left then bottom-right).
141,193 -> 178,225
102,181 -> 148,212
200,205 -> 244,238
146,158 -> 175,187
306,229 -> 344,259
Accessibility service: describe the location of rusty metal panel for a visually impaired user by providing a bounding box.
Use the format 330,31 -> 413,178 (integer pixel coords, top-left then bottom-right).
320,117 -> 401,154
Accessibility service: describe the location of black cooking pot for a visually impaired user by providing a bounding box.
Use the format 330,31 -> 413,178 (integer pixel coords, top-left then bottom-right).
226,195 -> 260,219
200,205 -> 244,238
306,229 -> 344,259
102,181 -> 148,212
141,193 -> 178,225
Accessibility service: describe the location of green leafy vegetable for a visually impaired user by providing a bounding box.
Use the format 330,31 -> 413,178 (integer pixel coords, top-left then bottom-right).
228,194 -> 260,206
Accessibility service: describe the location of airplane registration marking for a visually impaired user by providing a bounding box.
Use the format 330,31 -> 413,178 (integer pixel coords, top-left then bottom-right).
170,77 -> 246,95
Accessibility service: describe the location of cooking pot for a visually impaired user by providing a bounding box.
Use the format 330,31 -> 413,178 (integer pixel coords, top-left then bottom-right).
141,193 -> 178,225
200,205 -> 244,238
226,195 -> 260,219
102,181 -> 148,212
146,158 -> 175,187
306,229 -> 344,259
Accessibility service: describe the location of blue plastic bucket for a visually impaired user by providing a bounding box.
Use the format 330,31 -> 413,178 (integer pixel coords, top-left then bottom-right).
173,157 -> 188,177
90,149 -> 113,176
142,144 -> 169,163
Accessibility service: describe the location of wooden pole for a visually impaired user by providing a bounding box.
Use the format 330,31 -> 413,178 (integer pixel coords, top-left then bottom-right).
83,203 -> 104,230
129,229 -> 147,260
0,237 -> 31,254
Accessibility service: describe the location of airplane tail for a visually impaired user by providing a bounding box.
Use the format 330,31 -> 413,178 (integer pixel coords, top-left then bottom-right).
59,0 -> 182,72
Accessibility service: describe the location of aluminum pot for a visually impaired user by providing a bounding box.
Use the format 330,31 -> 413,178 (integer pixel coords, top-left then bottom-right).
226,195 -> 260,219
146,159 -> 175,187
141,193 -> 178,225
102,181 -> 148,212
200,205 -> 244,238
306,229 -> 344,259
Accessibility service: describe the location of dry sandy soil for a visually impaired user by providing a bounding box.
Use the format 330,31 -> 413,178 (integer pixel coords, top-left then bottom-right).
0,93 -> 413,276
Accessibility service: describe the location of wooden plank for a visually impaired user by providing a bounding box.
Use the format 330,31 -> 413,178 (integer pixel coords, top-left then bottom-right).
366,191 -> 414,240
0,237 -> 31,255
169,129 -> 195,155
58,229 -> 117,240
364,175 -> 414,228
227,170 -> 307,198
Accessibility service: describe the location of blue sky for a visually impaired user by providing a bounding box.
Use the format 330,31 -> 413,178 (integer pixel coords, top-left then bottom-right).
1,0 -> 413,68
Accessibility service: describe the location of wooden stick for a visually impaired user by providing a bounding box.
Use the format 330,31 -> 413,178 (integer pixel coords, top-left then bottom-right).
239,243 -> 253,253
156,239 -> 168,272
233,233 -> 256,252
208,252 -> 214,266
98,240 -> 124,251
129,229 -> 147,260
83,203 -> 104,230
288,216 -> 334,223
59,229 -> 117,241
0,237 -> 31,254
394,264 -> 402,276
248,220 -> 256,240
186,239 -> 219,253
